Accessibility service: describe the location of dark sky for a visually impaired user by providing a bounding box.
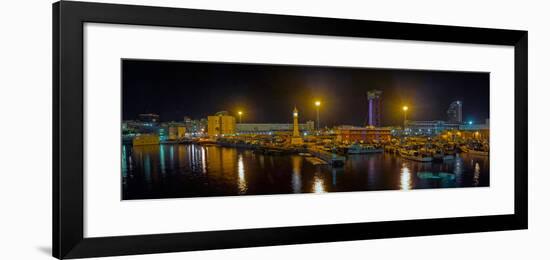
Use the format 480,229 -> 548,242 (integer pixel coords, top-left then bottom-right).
122,59 -> 489,126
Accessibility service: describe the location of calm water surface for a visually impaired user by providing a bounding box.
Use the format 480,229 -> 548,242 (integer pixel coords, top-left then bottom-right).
122,144 -> 489,200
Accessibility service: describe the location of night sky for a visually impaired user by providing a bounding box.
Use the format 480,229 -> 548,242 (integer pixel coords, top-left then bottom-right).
122,59 -> 489,127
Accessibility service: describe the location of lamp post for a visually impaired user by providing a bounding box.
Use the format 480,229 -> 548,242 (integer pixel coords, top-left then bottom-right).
238,111 -> 243,124
315,100 -> 321,134
402,106 -> 408,134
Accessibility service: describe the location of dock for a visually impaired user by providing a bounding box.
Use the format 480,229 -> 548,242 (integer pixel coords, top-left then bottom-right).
308,148 -> 346,167
304,157 -> 328,165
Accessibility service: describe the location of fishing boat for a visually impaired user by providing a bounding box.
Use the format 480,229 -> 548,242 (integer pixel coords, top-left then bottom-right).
465,142 -> 489,156
443,154 -> 456,161
417,172 -> 456,180
432,149 -> 456,162
468,149 -> 489,156
399,149 -> 433,162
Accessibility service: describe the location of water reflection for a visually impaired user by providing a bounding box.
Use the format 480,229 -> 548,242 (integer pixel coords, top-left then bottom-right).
400,163 -> 412,191
143,153 -> 151,184
237,154 -> 247,194
312,174 -> 326,194
121,145 -> 127,178
473,162 -> 480,186
122,144 -> 490,200
169,145 -> 175,170
201,146 -> 206,173
291,156 -> 302,193
159,145 -> 166,175
332,168 -> 342,186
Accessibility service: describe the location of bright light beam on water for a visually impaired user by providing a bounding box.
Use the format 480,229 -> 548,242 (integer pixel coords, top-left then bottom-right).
474,162 -> 480,186
400,164 -> 412,191
237,154 -> 247,193
312,175 -> 326,194
291,156 -> 302,193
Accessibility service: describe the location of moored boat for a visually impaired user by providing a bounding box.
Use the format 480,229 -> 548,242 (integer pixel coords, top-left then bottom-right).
468,149 -> 489,156
399,149 -> 433,162
196,138 -> 217,146
347,143 -> 383,154
432,149 -> 456,162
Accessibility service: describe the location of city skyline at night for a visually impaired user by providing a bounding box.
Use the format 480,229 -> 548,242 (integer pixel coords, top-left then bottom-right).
122,59 -> 490,126
121,59 -> 490,200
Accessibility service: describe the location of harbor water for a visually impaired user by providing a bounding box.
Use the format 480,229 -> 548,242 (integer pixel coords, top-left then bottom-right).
122,144 -> 489,200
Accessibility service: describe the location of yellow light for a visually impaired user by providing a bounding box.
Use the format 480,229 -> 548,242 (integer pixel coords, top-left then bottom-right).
293,112 -> 298,117
238,111 -> 242,115
402,106 -> 408,111
315,101 -> 321,107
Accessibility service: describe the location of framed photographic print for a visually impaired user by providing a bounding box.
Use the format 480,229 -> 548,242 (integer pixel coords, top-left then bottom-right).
53,1 -> 527,259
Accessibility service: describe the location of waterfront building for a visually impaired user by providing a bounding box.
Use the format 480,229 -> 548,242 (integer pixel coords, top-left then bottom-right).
167,126 -> 186,140
158,122 -> 187,141
123,119 -> 158,134
405,120 -> 461,135
236,121 -> 314,134
182,116 -> 207,135
290,107 -> 304,145
367,90 -> 383,127
335,126 -> 391,144
132,134 -> 160,146
447,101 -> 463,123
207,111 -> 236,137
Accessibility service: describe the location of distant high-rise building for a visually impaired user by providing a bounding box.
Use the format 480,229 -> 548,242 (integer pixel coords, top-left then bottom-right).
447,101 -> 463,123
367,90 -> 383,127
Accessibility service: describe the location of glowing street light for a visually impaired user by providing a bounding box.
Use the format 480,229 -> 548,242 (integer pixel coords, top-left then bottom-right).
238,111 -> 243,124
315,100 -> 321,133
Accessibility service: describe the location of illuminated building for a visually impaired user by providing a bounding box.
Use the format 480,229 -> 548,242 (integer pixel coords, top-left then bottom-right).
167,126 -> 186,140
335,126 -> 391,144
182,117 -> 207,135
290,107 -> 304,145
123,119 -> 157,134
367,90 -> 382,127
132,134 -> 160,146
447,101 -> 463,123
207,111 -> 236,137
405,120 -> 460,135
236,121 -> 314,134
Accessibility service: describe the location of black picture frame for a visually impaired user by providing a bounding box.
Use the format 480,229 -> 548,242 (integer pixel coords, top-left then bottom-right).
53,1 -> 528,259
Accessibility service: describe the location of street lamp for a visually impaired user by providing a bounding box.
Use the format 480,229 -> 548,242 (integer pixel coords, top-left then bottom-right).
238,111 -> 243,124
402,106 -> 408,133
315,100 -> 321,134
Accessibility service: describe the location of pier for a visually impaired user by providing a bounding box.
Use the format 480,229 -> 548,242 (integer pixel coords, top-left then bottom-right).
308,148 -> 346,167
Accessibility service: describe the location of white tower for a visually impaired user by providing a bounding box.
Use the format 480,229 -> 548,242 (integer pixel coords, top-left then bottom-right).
291,107 -> 303,145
